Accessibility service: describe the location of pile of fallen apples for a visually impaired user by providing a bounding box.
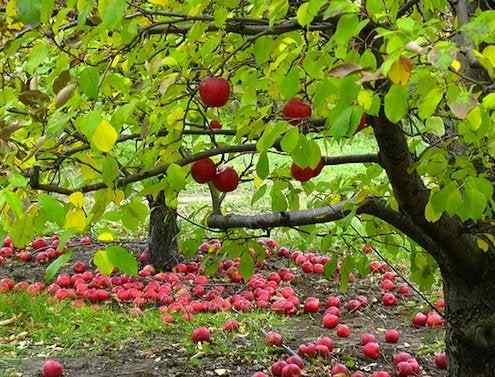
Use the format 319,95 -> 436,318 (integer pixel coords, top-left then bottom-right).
0,236 -> 447,376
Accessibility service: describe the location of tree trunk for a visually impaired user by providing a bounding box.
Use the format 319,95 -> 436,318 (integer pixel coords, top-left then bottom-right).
442,264 -> 495,377
147,191 -> 181,270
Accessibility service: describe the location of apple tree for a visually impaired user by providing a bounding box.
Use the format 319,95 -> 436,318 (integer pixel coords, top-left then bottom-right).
1,1 -> 495,376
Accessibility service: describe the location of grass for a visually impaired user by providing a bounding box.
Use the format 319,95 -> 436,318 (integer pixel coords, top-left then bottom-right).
0,292 -> 287,374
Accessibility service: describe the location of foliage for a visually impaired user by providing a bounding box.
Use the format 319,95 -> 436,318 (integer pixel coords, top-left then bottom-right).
0,0 -> 494,290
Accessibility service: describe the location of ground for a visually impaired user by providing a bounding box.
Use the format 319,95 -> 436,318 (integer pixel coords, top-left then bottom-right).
0,239 -> 446,377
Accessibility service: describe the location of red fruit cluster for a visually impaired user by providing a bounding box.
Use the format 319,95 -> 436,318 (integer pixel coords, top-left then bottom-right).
190,159 -> 239,193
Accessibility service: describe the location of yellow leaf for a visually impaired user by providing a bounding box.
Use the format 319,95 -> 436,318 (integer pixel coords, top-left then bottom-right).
64,208 -> 86,232
6,0 -> 16,17
69,192 -> 85,208
477,238 -> 489,252
483,46 -> 495,67
148,0 -> 168,5
357,90 -> 373,111
113,190 -> 125,204
388,57 -> 414,85
92,120 -> 118,152
450,59 -> 461,72
97,231 -> 114,241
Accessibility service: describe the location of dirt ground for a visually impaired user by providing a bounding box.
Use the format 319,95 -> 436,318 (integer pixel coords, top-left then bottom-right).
0,241 -> 446,377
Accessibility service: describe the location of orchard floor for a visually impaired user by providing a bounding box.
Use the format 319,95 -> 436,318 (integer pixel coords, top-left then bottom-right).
0,241 -> 446,377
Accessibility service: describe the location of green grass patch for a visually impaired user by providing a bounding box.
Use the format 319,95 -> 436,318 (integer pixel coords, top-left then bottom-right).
0,292 -> 287,366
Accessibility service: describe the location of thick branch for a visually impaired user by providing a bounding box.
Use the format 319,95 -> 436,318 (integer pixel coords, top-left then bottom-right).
207,196 -> 442,255
369,112 -> 482,271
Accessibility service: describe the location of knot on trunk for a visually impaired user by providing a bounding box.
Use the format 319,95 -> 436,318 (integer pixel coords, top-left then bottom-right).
463,317 -> 495,349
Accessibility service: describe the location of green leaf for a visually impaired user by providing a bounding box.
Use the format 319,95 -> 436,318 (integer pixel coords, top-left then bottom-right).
425,116 -> 445,136
239,252 -> 255,280
166,164 -> 187,191
280,68 -> 300,100
280,127 -> 299,153
45,252 -> 74,282
328,105 -> 362,137
418,87 -> 443,119
93,249 -> 113,275
339,255 -> 353,293
425,197 -> 442,222
333,14 -> 368,46
324,257 -> 337,280
3,191 -> 23,218
257,122 -> 286,151
98,0 -> 126,29
254,37 -> 274,65
252,184 -> 268,205
79,67 -> 100,99
102,156 -> 120,187
121,198 -> 148,231
256,152 -> 270,179
106,246 -> 138,276
384,84 -> 408,123
16,0 -> 41,25
39,194 -> 66,226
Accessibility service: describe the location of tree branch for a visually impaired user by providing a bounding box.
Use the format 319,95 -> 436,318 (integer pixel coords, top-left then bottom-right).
207,196 -> 443,255
369,111 -> 482,271
31,141 -> 379,195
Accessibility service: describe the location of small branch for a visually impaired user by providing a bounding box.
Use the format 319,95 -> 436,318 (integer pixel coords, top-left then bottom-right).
397,0 -> 420,18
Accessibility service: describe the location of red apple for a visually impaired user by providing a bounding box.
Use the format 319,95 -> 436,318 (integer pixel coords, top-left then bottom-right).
281,364 -> 302,377
252,373 -> 267,377
199,77 -> 230,107
316,336 -> 333,352
381,279 -> 395,291
291,163 -> 314,182
351,372 -> 365,377
426,311 -> 444,328
73,261 -> 86,273
223,319 -> 240,331
191,327 -> 210,343
372,372 -> 390,377
384,329 -> 400,343
282,98 -> 312,125
322,313 -> 339,328
395,361 -> 413,377
326,296 -> 341,308
336,324 -> 351,337
32,238 -> 48,250
434,352 -> 447,369
286,355 -> 304,369
209,120 -> 222,129
362,342 -> 380,359
301,261 -> 314,273
330,363 -> 349,376
313,263 -> 324,273
271,360 -> 288,377
360,333 -> 376,345
398,284 -> 412,296
42,359 -> 64,377
393,352 -> 412,365
191,158 -> 217,184
315,344 -> 330,358
265,331 -> 283,346
213,166 -> 239,192
303,297 -> 320,313
412,312 -> 427,327
382,293 -> 397,306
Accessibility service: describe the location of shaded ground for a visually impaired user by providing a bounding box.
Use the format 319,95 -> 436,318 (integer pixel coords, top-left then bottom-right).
0,241 -> 445,377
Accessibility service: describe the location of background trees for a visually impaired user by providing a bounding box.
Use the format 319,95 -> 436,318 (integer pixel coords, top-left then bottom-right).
1,1 -> 494,376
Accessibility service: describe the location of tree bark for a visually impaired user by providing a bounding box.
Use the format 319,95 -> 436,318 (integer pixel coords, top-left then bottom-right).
147,191 -> 181,270
441,263 -> 495,377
